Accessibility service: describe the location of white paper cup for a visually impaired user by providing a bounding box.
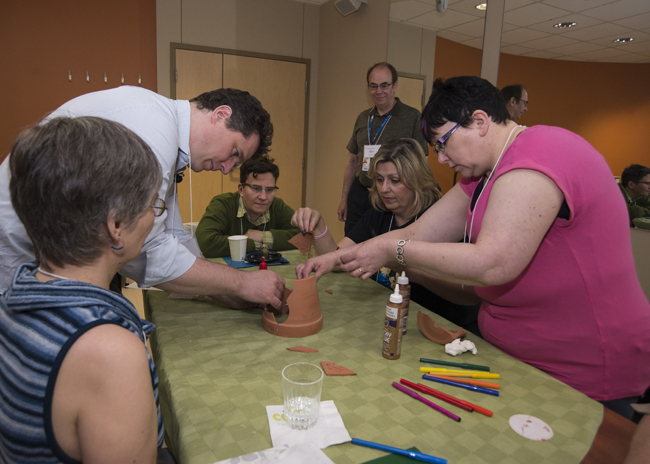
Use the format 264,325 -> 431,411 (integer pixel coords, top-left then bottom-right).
227,235 -> 248,261
282,362 -> 324,430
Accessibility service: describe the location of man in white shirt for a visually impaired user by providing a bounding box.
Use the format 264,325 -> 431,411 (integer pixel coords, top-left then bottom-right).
0,86 -> 285,309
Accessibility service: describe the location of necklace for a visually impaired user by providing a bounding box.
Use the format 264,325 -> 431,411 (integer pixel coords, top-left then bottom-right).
37,267 -> 70,281
464,125 -> 524,244
388,212 -> 420,232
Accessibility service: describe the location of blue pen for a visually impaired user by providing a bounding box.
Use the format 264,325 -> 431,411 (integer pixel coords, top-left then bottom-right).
351,438 -> 447,464
423,374 -> 500,397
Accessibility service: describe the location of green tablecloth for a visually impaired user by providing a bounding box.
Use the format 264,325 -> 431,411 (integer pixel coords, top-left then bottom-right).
144,250 -> 602,464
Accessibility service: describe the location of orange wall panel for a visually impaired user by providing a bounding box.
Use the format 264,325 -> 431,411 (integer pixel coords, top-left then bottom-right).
0,0 -> 157,162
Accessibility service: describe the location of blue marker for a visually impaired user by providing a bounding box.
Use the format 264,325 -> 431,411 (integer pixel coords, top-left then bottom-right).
351,438 -> 447,464
423,374 -> 500,397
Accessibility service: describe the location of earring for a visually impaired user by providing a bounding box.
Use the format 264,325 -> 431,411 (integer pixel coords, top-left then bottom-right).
111,245 -> 124,251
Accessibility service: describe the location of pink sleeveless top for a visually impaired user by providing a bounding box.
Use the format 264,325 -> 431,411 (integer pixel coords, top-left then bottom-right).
460,125 -> 650,401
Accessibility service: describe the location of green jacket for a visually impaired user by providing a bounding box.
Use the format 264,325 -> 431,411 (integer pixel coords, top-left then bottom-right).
196,192 -> 299,258
620,184 -> 650,222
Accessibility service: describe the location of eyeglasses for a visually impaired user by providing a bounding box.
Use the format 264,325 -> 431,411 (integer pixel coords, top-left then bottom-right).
434,116 -> 471,156
368,82 -> 393,91
520,99 -> 528,106
244,183 -> 279,195
638,181 -> 650,186
151,198 -> 166,217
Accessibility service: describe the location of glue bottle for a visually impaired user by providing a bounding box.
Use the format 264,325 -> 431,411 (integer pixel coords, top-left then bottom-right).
397,271 -> 411,335
382,284 -> 406,360
259,257 -> 267,270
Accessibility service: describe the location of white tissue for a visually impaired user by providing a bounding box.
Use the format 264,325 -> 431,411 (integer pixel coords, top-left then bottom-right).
445,339 -> 477,356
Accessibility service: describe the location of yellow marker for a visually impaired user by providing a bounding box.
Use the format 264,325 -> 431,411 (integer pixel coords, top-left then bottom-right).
432,372 -> 500,379
419,367 -> 500,379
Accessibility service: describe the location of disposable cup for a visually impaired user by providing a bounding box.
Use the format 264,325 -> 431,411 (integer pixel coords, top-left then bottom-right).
227,235 -> 248,261
282,362 -> 324,430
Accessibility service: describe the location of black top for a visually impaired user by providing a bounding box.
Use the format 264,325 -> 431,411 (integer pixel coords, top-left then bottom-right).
346,207 -> 481,334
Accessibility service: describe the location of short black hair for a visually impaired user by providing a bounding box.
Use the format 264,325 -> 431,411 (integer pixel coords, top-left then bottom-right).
622,164 -> 650,187
239,155 -> 279,184
421,76 -> 511,144
366,62 -> 398,85
501,84 -> 527,103
191,88 -> 273,157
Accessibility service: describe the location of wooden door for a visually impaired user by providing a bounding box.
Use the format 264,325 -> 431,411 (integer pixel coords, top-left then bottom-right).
175,49 -> 224,222
223,55 -> 306,211
396,76 -> 424,112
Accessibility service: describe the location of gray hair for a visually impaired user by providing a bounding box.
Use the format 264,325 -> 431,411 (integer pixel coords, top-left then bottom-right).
9,116 -> 162,268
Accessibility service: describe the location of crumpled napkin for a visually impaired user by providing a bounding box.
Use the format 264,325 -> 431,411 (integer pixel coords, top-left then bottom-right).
212,442 -> 334,464
445,339 -> 477,356
266,400 -> 351,449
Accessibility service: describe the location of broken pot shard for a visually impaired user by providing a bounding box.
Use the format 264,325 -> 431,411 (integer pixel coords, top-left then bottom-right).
320,362 -> 356,376
417,311 -> 466,345
287,346 -> 319,353
288,231 -> 315,255
262,275 -> 323,338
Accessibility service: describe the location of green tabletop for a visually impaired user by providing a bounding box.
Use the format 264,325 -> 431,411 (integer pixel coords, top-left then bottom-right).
144,250 -> 602,464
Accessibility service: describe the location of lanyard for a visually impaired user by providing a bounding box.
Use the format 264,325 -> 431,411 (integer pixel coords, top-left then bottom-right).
368,113 -> 392,145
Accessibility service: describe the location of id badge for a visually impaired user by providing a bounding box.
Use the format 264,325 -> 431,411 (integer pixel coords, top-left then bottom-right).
362,144 -> 381,172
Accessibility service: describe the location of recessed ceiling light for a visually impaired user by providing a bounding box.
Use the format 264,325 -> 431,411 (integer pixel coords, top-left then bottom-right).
475,3 -> 487,11
613,37 -> 634,43
554,22 -> 577,28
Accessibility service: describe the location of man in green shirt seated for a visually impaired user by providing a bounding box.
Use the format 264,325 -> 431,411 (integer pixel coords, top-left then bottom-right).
196,156 -> 300,258
620,164 -> 650,226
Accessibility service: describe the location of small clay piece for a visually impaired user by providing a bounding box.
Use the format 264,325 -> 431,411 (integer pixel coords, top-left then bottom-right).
417,311 -> 467,345
320,362 -> 357,376
262,275 -> 323,337
265,287 -> 292,315
288,231 -> 315,255
325,289 -> 333,294
287,346 -> 319,353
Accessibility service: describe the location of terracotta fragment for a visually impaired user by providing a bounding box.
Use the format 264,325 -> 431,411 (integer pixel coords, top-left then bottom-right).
262,275 -> 323,338
287,346 -> 319,353
288,231 -> 315,255
266,287 -> 292,315
417,311 -> 467,345
320,362 -> 356,376
325,289 -> 333,294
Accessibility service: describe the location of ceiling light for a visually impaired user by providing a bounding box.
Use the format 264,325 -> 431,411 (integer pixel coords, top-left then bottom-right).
475,3 -> 487,11
554,22 -> 577,28
613,37 -> 634,43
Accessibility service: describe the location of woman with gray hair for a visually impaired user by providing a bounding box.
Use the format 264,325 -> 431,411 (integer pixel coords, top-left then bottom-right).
0,117 -> 166,462
292,138 -> 480,332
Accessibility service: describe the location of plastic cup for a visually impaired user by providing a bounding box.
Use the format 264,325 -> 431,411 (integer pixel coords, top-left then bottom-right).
227,235 -> 248,261
282,362 -> 324,430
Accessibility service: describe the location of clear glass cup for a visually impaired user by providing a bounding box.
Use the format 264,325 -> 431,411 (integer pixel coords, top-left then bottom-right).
282,362 -> 324,430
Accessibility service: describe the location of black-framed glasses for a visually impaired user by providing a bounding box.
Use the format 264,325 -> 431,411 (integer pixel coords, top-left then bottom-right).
244,183 -> 279,195
638,181 -> 650,186
434,116 -> 471,156
520,99 -> 529,106
151,198 -> 166,217
368,82 -> 393,91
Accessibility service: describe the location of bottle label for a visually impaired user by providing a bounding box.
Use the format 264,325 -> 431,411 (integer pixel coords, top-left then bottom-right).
385,305 -> 398,319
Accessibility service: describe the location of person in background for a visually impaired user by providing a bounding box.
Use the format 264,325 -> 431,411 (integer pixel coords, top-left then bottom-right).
293,138 -> 481,334
501,84 -> 528,121
0,86 -> 286,310
196,156 -> 299,258
0,117 -> 167,462
338,62 -> 428,235
620,164 -> 650,224
298,76 -> 650,420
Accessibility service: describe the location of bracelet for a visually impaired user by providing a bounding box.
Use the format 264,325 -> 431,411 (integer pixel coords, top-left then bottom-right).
396,239 -> 409,265
314,225 -> 328,240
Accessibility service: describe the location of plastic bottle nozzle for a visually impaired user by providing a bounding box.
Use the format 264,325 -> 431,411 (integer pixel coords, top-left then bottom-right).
397,271 -> 409,285
390,283 -> 403,304
259,257 -> 267,270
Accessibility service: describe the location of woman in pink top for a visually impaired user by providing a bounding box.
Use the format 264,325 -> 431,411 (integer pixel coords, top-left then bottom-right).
298,76 -> 650,420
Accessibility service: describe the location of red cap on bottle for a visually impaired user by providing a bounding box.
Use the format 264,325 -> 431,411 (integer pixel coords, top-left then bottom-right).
259,257 -> 267,270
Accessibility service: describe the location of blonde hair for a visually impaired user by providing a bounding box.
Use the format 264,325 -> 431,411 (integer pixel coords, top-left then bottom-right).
368,138 -> 441,219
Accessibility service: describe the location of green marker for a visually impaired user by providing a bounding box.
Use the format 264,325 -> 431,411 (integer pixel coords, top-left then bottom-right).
420,358 -> 490,372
